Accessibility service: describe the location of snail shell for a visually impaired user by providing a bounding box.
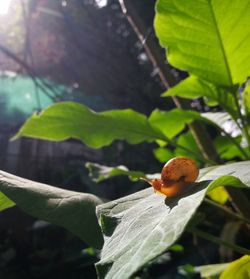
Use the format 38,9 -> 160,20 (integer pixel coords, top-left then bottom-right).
145,157 -> 199,197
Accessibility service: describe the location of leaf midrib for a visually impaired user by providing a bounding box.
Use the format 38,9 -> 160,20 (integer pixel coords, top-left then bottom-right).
208,0 -> 233,86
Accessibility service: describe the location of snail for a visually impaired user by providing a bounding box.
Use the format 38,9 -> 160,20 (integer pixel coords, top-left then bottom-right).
143,157 -> 199,197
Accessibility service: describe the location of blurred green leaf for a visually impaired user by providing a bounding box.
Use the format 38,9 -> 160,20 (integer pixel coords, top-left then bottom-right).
0,170 -> 103,249
153,147 -> 174,163
96,161 -> 250,279
175,131 -> 200,162
220,255 -> 250,279
155,0 -> 250,86
85,162 -> 145,182
14,102 -> 166,148
215,136 -> 247,160
169,244 -> 184,253
178,264 -> 195,276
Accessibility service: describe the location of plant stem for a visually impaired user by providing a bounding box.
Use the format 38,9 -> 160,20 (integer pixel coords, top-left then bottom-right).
204,198 -> 250,224
189,228 -> 250,255
233,92 -> 250,149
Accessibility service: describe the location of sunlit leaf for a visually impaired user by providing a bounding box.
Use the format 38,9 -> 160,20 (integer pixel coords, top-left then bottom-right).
0,170 -> 103,249
155,0 -> 250,86
14,102 -> 166,148
215,136 -> 247,160
153,147 -> 174,163
95,161 -> 250,279
175,131 -> 200,162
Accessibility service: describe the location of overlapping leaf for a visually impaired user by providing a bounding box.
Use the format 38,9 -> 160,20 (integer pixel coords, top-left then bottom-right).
0,170 -> 104,249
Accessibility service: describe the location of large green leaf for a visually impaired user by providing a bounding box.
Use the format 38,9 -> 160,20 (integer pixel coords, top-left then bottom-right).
14,102 -> 166,148
154,0 -> 250,86
162,76 -> 237,117
0,170 -> 103,249
96,161 -> 250,279
15,103 -> 208,149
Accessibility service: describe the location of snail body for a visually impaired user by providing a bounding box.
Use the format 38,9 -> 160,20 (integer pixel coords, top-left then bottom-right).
144,157 -> 199,197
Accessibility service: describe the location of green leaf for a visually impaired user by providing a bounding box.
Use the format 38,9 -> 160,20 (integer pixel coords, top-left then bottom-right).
0,192 -> 15,211
0,170 -> 103,249
85,162 -> 145,183
155,0 -> 250,86
162,76 -> 237,117
195,263 -> 230,278
153,147 -> 174,163
149,108 -> 199,139
95,161 -> 250,279
14,102 -> 166,148
215,136 -> 246,160
175,131 -> 200,162
220,255 -> 250,279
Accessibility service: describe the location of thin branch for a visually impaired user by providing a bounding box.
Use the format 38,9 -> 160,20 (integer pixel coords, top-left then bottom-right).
189,228 -> 250,255
204,198 -> 250,224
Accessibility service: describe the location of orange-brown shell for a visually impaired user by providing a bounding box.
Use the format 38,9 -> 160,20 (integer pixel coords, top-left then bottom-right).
149,157 -> 199,197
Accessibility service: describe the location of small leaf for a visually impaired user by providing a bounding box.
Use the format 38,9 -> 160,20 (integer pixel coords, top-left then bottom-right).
220,255 -> 250,279
0,170 -> 103,249
96,161 -> 250,279
85,162 -> 145,182
169,244 -> 184,253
